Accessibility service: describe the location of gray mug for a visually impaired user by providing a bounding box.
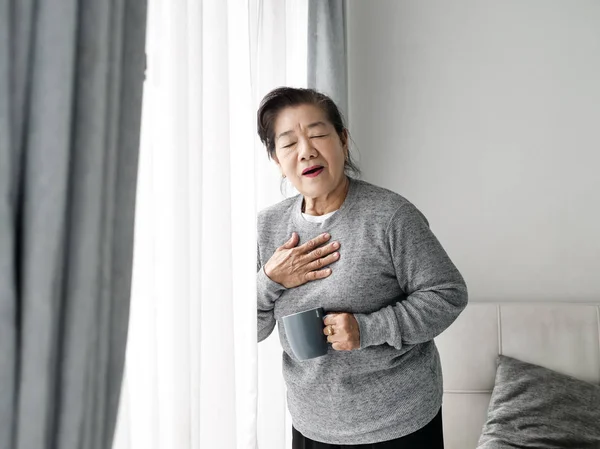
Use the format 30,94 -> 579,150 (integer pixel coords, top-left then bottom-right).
282,307 -> 328,361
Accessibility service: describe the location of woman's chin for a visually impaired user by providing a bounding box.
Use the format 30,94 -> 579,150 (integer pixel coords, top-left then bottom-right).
298,176 -> 346,199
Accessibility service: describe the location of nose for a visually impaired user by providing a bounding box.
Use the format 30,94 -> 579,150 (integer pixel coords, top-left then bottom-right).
297,136 -> 318,161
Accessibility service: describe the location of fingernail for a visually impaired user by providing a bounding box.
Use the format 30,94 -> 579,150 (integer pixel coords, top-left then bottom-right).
332,242 -> 339,248
323,233 -> 330,238
333,252 -> 339,258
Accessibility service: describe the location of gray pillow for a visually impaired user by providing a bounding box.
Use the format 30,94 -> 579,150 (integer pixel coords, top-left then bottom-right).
477,355 -> 600,449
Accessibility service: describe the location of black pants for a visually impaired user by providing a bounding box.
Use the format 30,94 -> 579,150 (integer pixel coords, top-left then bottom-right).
292,408 -> 444,449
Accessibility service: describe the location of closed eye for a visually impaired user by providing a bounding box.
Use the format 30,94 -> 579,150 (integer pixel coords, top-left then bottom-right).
310,134 -> 328,139
282,142 -> 297,149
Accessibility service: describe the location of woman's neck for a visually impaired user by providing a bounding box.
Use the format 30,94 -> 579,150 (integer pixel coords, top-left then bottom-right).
302,177 -> 350,216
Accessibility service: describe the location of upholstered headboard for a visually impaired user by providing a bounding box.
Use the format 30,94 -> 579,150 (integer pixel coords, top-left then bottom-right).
435,302 -> 600,449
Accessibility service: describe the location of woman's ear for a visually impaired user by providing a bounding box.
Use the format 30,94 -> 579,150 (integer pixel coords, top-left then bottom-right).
341,129 -> 349,159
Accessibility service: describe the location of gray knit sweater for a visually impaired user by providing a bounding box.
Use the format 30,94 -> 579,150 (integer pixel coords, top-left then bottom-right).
257,178 -> 468,445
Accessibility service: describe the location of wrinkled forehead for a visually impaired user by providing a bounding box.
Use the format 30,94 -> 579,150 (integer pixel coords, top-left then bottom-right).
273,104 -> 331,138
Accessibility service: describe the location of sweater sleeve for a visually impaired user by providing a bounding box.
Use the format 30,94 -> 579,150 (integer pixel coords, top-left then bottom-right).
353,203 -> 468,350
257,243 -> 287,342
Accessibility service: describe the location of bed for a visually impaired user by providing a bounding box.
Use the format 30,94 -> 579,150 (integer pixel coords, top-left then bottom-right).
435,301 -> 600,448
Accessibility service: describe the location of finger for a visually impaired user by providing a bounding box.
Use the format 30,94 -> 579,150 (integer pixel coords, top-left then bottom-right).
322,324 -> 335,336
332,342 -> 345,351
327,334 -> 337,343
307,251 -> 339,271
306,241 -> 340,263
304,268 -> 332,282
298,232 -> 331,254
281,232 -> 299,249
323,314 -> 339,326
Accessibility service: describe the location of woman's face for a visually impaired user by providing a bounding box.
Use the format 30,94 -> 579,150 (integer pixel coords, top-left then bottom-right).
273,104 -> 348,199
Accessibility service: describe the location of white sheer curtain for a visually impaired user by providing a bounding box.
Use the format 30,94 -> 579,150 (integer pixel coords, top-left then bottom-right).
252,2 -> 308,449
112,1 -> 307,449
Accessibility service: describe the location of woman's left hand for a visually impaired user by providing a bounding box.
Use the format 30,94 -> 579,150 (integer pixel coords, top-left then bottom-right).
323,313 -> 360,351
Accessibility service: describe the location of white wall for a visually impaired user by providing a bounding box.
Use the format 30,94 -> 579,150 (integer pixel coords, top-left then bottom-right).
347,0 -> 600,302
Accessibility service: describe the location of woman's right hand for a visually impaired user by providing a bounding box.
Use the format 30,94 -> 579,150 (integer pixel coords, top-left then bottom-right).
263,232 -> 340,289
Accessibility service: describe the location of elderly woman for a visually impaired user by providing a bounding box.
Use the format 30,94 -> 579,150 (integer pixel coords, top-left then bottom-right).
256,87 -> 468,449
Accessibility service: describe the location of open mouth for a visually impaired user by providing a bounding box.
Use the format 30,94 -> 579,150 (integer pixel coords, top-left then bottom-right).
302,166 -> 324,177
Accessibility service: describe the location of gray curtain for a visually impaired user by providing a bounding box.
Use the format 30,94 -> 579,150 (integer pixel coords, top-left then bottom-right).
0,1 -> 147,449
308,0 -> 348,117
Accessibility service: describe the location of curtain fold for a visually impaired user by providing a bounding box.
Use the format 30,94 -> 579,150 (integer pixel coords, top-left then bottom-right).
307,0 -> 348,117
0,1 -> 148,449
